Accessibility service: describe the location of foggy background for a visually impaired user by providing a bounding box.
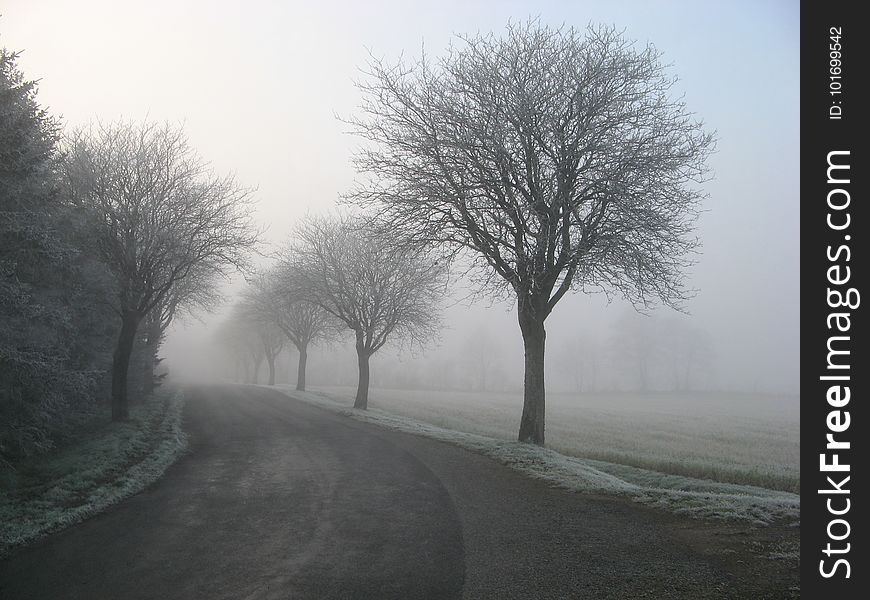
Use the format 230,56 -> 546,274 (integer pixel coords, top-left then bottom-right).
3,0 -> 799,395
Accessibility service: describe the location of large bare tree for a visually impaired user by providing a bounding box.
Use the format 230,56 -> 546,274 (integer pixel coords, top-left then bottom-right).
63,120 -> 258,420
240,271 -> 331,390
286,214 -> 443,409
347,22 -> 714,444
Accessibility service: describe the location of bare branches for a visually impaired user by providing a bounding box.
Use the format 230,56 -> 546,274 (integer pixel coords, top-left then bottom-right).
284,213 -> 445,355
60,119 -> 261,418
344,20 -> 714,441
62,120 -> 260,318
345,22 -> 714,316
280,212 -> 445,407
240,270 -> 332,353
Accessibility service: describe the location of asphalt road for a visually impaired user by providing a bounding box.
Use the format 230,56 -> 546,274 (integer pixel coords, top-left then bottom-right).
0,385 -> 798,599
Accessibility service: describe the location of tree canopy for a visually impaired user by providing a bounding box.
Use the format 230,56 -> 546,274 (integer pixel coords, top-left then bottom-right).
285,214 -> 444,408
348,22 -> 714,443
62,120 -> 260,419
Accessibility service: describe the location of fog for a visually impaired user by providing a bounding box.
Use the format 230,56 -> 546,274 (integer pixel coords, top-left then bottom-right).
4,0 -> 799,395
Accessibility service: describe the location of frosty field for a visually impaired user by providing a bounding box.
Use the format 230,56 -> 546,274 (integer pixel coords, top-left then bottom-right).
310,386 -> 800,494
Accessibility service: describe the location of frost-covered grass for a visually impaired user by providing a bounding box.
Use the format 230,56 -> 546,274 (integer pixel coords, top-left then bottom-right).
275,386 -> 800,526
0,388 -> 188,556
313,385 -> 800,494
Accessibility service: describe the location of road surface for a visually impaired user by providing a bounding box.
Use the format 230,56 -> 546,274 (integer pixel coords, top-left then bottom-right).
0,385 -> 798,599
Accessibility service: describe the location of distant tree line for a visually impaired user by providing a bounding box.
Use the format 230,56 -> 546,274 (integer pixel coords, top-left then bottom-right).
217,214 -> 445,408
1,45 -> 258,465
223,309 -> 715,396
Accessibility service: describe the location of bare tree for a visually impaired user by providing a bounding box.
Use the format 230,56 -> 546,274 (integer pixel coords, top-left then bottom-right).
63,120 -> 259,420
286,214 -> 444,409
254,321 -> 285,386
240,271 -> 331,389
347,22 -> 714,443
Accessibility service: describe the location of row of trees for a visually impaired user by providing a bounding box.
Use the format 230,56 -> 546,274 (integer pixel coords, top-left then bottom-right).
5,20 -> 713,454
208,21 -> 713,446
217,311 -> 715,395
1,44 -> 258,463
217,214 -> 445,408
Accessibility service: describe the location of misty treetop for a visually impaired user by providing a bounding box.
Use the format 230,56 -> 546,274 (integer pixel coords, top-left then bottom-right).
347,22 -> 715,444
0,51 -> 57,207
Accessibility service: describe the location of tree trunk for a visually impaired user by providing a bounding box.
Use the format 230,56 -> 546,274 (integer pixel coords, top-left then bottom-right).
296,346 -> 308,391
354,347 -> 371,410
266,352 -> 276,386
517,308 -> 546,445
111,310 -> 141,421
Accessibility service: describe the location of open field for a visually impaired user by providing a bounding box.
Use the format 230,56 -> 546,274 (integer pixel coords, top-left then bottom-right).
311,386 -> 799,494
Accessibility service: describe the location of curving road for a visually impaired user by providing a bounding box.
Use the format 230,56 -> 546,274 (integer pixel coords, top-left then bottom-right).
0,385 -> 797,599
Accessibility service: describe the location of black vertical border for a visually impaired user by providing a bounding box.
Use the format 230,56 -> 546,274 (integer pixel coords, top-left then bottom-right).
801,2 -> 866,597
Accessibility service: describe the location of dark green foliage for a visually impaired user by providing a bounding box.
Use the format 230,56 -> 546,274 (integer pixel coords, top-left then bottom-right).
0,48 -> 115,463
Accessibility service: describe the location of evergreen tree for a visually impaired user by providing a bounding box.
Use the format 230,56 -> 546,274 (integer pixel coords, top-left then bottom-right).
0,47 -> 108,462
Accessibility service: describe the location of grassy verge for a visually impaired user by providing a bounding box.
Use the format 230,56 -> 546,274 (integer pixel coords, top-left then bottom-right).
0,388 -> 187,556
275,386 -> 800,526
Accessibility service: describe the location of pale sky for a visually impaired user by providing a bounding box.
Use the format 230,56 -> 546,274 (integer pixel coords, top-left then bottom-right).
2,0 -> 800,393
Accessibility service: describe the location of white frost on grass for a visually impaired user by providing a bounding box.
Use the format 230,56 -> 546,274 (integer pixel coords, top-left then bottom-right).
314,385 -> 800,493
0,388 -> 188,556
275,386 -> 800,526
